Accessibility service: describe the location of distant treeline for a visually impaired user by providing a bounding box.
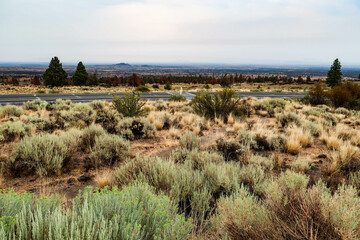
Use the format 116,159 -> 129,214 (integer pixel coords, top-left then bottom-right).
0,73 -> 320,87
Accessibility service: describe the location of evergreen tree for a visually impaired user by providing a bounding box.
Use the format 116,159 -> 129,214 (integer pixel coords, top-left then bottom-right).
72,61 -> 88,86
43,57 -> 68,87
87,71 -> 99,86
326,58 -> 342,87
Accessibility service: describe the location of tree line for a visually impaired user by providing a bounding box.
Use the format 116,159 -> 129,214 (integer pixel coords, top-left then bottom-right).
3,57 -> 356,87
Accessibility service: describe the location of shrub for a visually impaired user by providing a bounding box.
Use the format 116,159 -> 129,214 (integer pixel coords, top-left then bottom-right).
238,164 -> 268,195
89,134 -> 129,167
89,100 -> 105,110
278,170 -> 309,192
153,100 -> 168,111
321,112 -> 338,126
0,183 -> 192,239
23,99 -> 48,111
46,99 -> 73,111
179,131 -> 201,150
94,108 -> 121,133
80,125 -> 107,150
113,92 -> 145,117
2,105 -> 23,117
191,88 -> 241,122
209,186 -> 276,239
117,117 -> 156,140
291,157 -> 311,173
304,82 -> 328,105
169,94 -> 187,102
319,184 -> 360,239
0,121 -> 32,142
302,121 -> 320,136
8,133 -> 76,176
238,130 -> 257,148
171,148 -> 224,170
25,116 -> 54,132
135,85 -> 150,92
164,82 -> 172,90
327,81 -> 360,109
277,112 -> 301,127
335,107 -> 351,116
216,139 -> 245,161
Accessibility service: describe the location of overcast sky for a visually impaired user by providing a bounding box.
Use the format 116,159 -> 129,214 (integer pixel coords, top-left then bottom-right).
0,0 -> 360,65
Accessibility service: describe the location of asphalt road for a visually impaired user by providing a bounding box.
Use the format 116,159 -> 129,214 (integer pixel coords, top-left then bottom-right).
0,92 -> 306,105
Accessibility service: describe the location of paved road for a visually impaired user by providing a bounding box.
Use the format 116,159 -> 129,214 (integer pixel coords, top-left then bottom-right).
0,92 -> 306,105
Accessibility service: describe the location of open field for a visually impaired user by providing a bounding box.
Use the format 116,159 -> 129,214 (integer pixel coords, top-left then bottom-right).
0,93 -> 359,239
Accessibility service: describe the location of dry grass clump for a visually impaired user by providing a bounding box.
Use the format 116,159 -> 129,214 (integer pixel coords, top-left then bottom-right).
233,121 -> 247,132
285,134 -> 302,154
95,170 -> 113,188
320,132 -> 342,150
147,111 -> 172,130
326,142 -> 360,175
287,126 -> 313,148
168,127 -> 181,139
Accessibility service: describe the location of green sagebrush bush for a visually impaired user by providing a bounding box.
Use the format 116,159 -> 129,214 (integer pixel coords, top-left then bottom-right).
169,94 -> 187,102
112,154 -> 240,226
113,92 -> 145,117
1,105 -> 23,117
153,100 -> 168,111
209,185 -> 276,239
116,117 -> 156,140
277,112 -> 301,127
23,99 -> 48,111
191,88 -> 241,122
179,131 -> 201,150
89,100 -> 105,110
89,134 -> 129,167
95,108 -> 122,133
0,183 -> 192,240
135,85 -> 150,92
8,130 -> 80,176
46,99 -> 73,111
80,124 -> 107,150
0,121 -> 32,142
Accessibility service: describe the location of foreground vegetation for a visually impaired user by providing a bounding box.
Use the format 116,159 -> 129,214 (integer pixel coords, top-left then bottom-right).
0,89 -> 359,239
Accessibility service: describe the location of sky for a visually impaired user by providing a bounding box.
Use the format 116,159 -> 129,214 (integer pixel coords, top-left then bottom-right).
0,0 -> 360,65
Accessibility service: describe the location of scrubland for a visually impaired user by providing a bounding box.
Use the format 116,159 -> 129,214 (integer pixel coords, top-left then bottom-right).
0,91 -> 359,239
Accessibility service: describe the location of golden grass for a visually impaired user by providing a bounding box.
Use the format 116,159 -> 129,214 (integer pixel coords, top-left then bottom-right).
350,132 -> 360,147
320,133 -> 342,150
285,134 -> 302,154
168,127 -> 181,139
192,125 -> 201,135
95,170 -> 113,189
227,114 -> 234,124
233,121 -> 247,132
154,119 -> 164,130
327,142 -> 360,174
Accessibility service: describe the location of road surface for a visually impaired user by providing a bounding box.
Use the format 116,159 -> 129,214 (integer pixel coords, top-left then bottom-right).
0,92 -> 306,105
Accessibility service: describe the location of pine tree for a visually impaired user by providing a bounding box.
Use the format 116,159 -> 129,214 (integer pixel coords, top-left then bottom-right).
326,58 -> 342,87
72,61 -> 88,86
43,57 -> 68,87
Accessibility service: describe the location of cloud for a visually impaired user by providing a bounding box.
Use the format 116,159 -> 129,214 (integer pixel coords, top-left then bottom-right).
0,0 -> 359,64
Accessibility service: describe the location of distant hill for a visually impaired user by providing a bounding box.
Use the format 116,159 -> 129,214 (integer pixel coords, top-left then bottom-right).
113,63 -> 132,67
